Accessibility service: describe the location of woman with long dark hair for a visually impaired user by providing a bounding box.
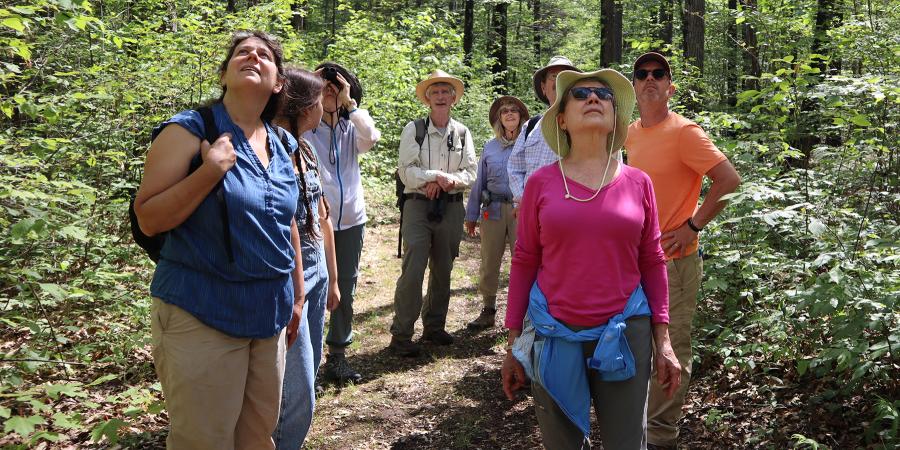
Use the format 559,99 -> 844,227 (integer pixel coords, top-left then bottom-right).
133,31 -> 303,449
272,67 -> 340,449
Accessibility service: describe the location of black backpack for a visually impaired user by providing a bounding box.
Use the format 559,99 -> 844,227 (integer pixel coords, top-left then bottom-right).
522,114 -> 542,141
128,107 -> 291,264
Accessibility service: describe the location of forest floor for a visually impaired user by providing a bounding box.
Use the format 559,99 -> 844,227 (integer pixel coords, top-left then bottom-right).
292,224 -> 869,449
5,223 -> 876,449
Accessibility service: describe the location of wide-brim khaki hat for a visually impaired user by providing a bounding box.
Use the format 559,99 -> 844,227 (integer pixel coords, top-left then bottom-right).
532,56 -> 580,105
415,70 -> 465,105
488,96 -> 530,126
541,69 -> 635,158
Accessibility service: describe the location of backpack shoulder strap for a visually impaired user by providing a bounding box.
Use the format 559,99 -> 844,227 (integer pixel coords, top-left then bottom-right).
193,106 -> 220,172
196,106 -> 220,143
523,114 -> 542,141
413,118 -> 428,148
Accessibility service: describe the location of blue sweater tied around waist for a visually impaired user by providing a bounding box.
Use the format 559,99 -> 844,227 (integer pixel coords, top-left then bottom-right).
511,281 -> 651,436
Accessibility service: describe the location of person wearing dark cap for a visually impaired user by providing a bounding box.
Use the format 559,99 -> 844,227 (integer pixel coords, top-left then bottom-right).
625,52 -> 741,450
304,62 -> 381,385
464,96 -> 530,329
506,56 -> 580,208
389,70 -> 476,357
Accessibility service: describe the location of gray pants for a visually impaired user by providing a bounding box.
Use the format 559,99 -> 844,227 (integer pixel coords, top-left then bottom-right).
325,223 -> 365,350
532,316 -> 652,450
390,199 -> 464,340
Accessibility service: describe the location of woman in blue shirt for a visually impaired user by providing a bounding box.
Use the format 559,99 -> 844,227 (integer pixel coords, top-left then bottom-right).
133,32 -> 303,449
464,96 -> 529,329
272,67 -> 341,449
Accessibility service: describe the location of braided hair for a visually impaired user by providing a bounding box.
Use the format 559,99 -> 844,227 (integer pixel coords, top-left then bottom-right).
277,67 -> 330,239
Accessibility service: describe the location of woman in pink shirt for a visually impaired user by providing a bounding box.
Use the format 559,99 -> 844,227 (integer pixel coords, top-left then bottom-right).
500,69 -> 681,449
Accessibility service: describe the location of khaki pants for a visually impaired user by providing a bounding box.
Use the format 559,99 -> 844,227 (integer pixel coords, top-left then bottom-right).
478,202 -> 516,307
647,252 -> 703,446
390,199 -> 465,340
151,298 -> 286,450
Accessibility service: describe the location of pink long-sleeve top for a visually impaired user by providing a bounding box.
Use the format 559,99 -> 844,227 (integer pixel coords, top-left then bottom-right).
505,163 -> 669,330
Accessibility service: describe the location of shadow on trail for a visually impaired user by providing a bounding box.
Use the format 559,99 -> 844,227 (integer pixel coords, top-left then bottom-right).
389,363 -> 541,449
333,326 -> 507,388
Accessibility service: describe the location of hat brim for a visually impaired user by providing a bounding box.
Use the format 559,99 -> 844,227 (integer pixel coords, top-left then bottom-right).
416,76 -> 465,105
541,69 -> 636,158
532,64 -> 579,105
489,96 -> 530,126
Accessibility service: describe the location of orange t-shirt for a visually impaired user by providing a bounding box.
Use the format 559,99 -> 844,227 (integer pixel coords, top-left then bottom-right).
625,112 -> 726,259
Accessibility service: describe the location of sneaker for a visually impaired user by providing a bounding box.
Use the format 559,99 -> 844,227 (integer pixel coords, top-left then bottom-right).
322,354 -> 363,384
421,329 -> 454,345
466,307 -> 497,330
388,337 -> 422,357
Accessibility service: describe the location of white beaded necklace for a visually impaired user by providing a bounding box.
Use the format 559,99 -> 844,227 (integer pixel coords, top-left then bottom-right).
557,118 -> 617,202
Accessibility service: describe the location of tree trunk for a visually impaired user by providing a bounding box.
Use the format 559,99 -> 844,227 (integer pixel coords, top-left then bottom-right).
227,0 -> 235,13
490,1 -> 509,93
532,0 -> 541,65
682,0 -> 705,74
812,0 -> 843,75
601,0 -> 623,66
657,0 -> 674,50
740,0 -> 760,90
725,0 -> 738,106
463,0 -> 474,66
291,0 -> 304,31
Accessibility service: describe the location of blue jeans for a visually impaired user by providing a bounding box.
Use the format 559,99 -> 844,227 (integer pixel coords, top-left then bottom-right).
274,238 -> 328,449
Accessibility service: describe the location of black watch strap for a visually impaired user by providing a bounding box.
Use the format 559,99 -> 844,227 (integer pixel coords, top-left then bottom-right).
687,217 -> 703,232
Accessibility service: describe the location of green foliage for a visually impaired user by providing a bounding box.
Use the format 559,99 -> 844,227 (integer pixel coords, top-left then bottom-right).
0,0 -> 897,446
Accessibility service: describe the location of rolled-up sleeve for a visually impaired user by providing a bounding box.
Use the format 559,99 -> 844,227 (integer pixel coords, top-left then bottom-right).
398,121 -> 435,189
506,123 -> 529,202
450,126 -> 477,189
349,108 -> 381,154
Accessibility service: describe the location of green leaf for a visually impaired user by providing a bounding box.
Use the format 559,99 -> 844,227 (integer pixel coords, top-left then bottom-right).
1,17 -> 25,32
51,412 -> 81,430
0,406 -> 10,419
797,359 -> 809,376
39,283 -> 67,302
90,418 -> 126,444
849,114 -> 871,126
87,373 -> 118,386
44,382 -> 85,400
807,218 -> 826,236
4,415 -> 45,437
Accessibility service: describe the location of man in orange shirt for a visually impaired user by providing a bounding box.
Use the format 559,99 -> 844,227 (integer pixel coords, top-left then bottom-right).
625,52 -> 741,449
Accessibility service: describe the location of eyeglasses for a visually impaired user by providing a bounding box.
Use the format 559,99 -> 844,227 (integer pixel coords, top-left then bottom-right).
498,107 -> 519,115
633,68 -> 668,81
569,86 -> 614,101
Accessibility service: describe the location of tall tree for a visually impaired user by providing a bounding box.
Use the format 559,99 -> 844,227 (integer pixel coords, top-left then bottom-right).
601,0 -> 623,66
532,0 -> 541,65
291,0 -> 305,31
490,0 -> 509,93
463,0 -> 474,66
657,0 -> 674,50
812,0 -> 843,75
740,0 -> 760,90
682,0 -> 706,73
726,0 -> 739,105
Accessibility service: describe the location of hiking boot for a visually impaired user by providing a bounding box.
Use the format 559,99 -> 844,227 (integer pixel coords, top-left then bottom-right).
467,307 -> 497,330
388,337 -> 422,357
421,329 -> 454,345
322,353 -> 362,384
647,443 -> 676,450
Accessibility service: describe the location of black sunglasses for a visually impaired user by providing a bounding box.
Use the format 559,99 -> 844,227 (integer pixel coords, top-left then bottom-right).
634,68 -> 669,81
570,86 -> 614,101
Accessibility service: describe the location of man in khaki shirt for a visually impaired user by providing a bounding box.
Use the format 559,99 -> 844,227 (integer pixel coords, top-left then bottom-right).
388,70 -> 477,357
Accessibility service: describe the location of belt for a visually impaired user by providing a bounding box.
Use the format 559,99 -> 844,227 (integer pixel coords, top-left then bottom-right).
405,193 -> 463,202
487,192 -> 512,203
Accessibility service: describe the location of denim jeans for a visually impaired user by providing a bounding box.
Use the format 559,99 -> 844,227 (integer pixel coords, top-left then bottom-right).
274,172 -> 329,449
